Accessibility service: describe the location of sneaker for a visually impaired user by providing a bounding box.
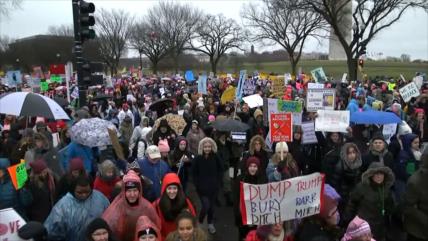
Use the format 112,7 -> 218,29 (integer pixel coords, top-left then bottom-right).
207,224 -> 216,234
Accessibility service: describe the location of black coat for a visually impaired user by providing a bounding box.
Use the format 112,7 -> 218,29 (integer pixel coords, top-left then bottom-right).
192,153 -> 223,196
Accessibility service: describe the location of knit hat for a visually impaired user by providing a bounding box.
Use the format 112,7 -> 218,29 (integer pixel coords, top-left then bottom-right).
158,139 -> 170,153
275,142 -> 289,153
146,145 -> 161,159
254,109 -> 263,119
246,156 -> 261,169
319,185 -> 340,220
85,218 -> 111,240
126,160 -> 140,172
208,115 -> 216,122
29,159 -> 48,174
341,216 -> 372,241
371,133 -> 385,143
69,157 -> 84,171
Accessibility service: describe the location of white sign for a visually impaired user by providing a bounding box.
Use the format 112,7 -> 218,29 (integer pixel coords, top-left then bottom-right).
292,112 -> 302,126
307,83 -> 324,89
243,94 -> 263,108
341,73 -> 348,83
306,89 -> 336,112
0,208 -> 28,241
315,110 -> 350,133
284,73 -> 292,85
399,82 -> 420,102
301,122 -> 318,144
240,173 -> 324,225
413,76 -> 423,89
383,123 -> 397,144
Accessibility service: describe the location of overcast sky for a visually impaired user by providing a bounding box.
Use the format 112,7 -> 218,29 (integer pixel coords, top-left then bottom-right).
0,0 -> 427,60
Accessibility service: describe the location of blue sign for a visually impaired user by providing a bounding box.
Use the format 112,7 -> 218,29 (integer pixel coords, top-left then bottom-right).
6,70 -> 22,86
198,75 -> 207,94
185,70 -> 195,82
236,70 -> 247,100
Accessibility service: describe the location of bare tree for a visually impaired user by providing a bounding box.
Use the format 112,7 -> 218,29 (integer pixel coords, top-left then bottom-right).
148,1 -> 201,72
47,24 -> 74,37
0,0 -> 22,18
242,0 -> 327,76
0,35 -> 14,52
95,8 -> 133,75
306,0 -> 427,81
190,14 -> 245,75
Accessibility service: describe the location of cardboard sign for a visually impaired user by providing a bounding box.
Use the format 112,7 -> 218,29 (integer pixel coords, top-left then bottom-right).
265,98 -> 302,126
7,161 -> 28,190
310,67 -> 327,83
271,77 -> 284,97
306,89 -> 335,112
236,70 -> 247,100
0,208 -> 28,241
383,123 -> 397,144
399,82 -> 420,102
413,76 -> 423,89
107,128 -> 125,161
292,112 -> 302,126
240,173 -> 325,225
270,113 -> 292,142
315,110 -> 350,133
301,122 -> 318,144
221,86 -> 236,104
197,75 -> 207,94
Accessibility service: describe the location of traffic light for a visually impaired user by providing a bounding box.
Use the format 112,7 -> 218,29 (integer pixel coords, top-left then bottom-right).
79,0 -> 95,43
80,60 -> 104,87
81,62 -> 92,83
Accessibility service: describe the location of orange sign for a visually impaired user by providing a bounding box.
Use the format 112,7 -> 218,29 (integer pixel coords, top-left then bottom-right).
270,113 -> 292,142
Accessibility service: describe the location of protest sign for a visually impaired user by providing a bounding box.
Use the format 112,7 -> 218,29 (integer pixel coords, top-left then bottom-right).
50,75 -> 62,83
383,123 -> 397,144
341,73 -> 348,83
301,122 -> 318,144
243,94 -> 263,108
221,86 -> 236,104
399,82 -> 420,102
306,89 -> 335,112
292,112 -> 302,126
243,78 -> 256,96
413,76 -> 423,89
107,128 -> 125,161
307,83 -> 324,89
270,113 -> 292,142
198,75 -> 207,95
278,99 -> 302,113
236,70 -> 247,100
0,208 -> 28,241
265,98 -> 303,126
7,160 -> 28,190
271,77 -> 284,97
185,70 -> 194,82
284,73 -> 292,85
315,110 -> 350,133
6,70 -> 22,86
240,172 -> 325,225
310,67 -> 327,83
40,81 -> 49,92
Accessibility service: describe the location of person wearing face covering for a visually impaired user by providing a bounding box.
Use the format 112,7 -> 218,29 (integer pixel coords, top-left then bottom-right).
44,175 -> 110,241
93,160 -> 121,201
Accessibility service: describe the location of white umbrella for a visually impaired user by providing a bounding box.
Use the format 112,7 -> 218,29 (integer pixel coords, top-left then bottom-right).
0,92 -> 70,120
70,118 -> 116,147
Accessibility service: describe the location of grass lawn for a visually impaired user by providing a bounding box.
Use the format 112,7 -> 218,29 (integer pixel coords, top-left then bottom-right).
220,60 -> 427,80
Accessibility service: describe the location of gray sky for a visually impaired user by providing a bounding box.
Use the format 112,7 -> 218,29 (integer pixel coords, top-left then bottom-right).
1,0 -> 427,60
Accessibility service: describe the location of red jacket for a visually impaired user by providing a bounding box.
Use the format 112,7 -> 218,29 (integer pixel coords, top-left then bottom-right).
152,173 -> 196,240
93,176 -> 121,201
245,229 -> 294,241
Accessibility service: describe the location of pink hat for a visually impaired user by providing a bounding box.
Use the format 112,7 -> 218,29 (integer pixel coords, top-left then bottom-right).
158,139 -> 170,153
208,115 -> 216,122
341,216 -> 373,241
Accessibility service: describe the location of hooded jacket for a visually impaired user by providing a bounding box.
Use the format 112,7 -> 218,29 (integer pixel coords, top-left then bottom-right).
33,133 -> 63,178
152,173 -> 196,240
102,171 -> 161,241
93,160 -> 121,201
396,133 -> 419,181
134,215 -> 161,241
361,136 -> 394,173
403,151 -> 428,239
345,162 -> 395,241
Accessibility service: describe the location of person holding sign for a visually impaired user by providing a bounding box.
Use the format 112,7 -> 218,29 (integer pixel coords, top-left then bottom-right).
245,222 -> 294,241
266,142 -> 299,182
233,157 -> 268,241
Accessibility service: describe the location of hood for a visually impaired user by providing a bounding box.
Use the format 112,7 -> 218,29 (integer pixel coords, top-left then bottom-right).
98,160 -> 119,179
400,133 -> 418,154
122,170 -> 142,193
249,135 -> 266,155
361,162 -> 395,188
140,116 -> 149,127
340,143 -> 362,169
197,137 -> 217,155
134,216 -> 161,241
174,136 -> 188,149
160,173 -> 182,194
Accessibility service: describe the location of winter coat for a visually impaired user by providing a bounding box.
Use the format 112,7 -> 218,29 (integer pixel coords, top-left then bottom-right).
186,128 -> 206,155
216,139 -> 232,170
137,157 -> 171,202
133,215 -> 161,241
93,176 -> 121,201
192,138 -> 223,195
294,219 -> 340,241
102,171 -> 161,241
288,140 -> 307,174
26,173 -> 56,222
34,146 -> 63,178
165,228 -> 207,241
241,135 -> 271,176
152,173 -> 196,240
169,137 -> 193,189
44,190 -> 110,241
403,152 -> 428,240
246,225 -> 294,241
66,141 -> 95,174
345,163 -> 395,241
361,141 -> 394,174
396,133 -> 420,182
266,152 -> 299,182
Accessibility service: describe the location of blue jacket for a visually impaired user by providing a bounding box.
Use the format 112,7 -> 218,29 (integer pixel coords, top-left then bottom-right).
0,158 -> 33,219
65,141 -> 95,174
44,191 -> 109,241
137,158 -> 171,202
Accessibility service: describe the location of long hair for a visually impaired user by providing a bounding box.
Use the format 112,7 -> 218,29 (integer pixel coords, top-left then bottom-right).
158,184 -> 188,221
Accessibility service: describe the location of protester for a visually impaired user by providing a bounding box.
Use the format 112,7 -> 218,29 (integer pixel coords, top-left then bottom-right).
169,137 -> 193,191
216,132 -> 234,206
341,216 -> 375,241
245,222 -> 294,241
361,134 -> 394,173
85,217 -> 118,241
165,211 -> 207,241
134,215 -> 161,241
56,157 -> 88,200
44,175 -> 110,241
241,135 -> 270,177
186,120 -> 206,155
153,119 -> 177,147
33,132 -> 63,177
102,170 -> 161,241
93,159 -> 121,201
266,142 -> 299,182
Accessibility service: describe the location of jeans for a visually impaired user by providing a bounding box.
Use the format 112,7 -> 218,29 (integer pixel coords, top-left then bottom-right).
199,192 -> 217,224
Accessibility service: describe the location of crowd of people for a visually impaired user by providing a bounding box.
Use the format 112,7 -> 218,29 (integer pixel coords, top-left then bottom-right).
0,72 -> 427,241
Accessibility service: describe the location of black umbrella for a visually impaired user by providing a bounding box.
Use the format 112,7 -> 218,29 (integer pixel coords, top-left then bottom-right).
149,98 -> 174,111
54,97 -> 69,107
211,119 -> 250,132
92,94 -> 113,101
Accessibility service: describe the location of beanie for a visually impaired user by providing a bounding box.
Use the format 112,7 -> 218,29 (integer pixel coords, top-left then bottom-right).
341,216 -> 372,241
158,139 -> 170,153
69,157 -> 84,171
246,156 -> 261,169
254,109 -> 263,119
371,133 -> 385,143
208,115 -> 216,122
85,218 -> 110,240
29,159 -> 48,174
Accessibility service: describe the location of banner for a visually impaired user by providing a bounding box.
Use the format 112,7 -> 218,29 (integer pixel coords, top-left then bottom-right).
315,110 -> 350,133
277,100 -> 302,113
310,67 -> 327,83
301,122 -> 318,144
240,173 -> 325,225
270,113 -> 292,142
197,75 -> 207,95
399,82 -> 420,102
0,208 -> 28,241
7,160 -> 28,190
306,89 -> 335,112
236,70 -> 247,100
221,86 -> 236,104
383,123 -> 397,144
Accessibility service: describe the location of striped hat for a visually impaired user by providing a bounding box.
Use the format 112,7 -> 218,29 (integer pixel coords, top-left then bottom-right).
341,216 -> 372,241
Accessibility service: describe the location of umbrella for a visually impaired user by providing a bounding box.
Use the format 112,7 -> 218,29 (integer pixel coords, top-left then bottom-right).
0,92 -> 70,120
92,94 -> 113,101
154,114 -> 186,135
70,118 -> 117,147
211,119 -> 250,132
350,110 -> 401,124
53,97 -> 69,107
149,98 -> 174,111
